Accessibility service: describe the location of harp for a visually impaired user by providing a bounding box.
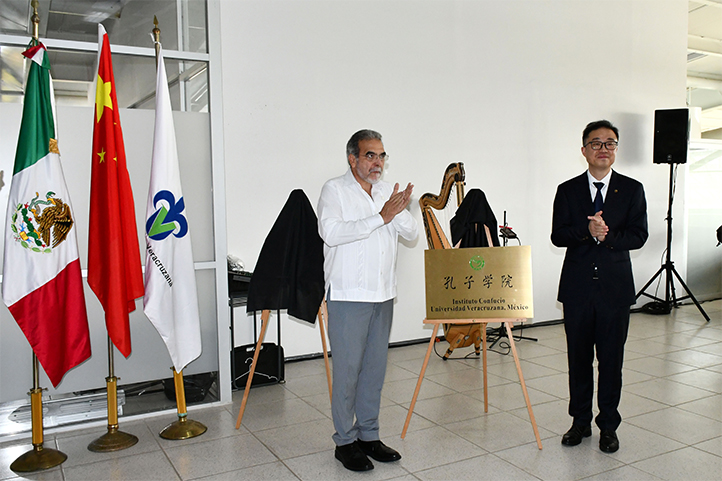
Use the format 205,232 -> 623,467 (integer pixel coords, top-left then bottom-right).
419,163 -> 466,249
419,162 -> 484,359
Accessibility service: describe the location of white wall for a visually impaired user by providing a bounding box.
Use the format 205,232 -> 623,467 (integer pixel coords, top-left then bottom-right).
220,0 -> 690,357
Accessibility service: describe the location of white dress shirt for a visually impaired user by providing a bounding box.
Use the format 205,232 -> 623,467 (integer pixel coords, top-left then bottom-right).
587,170 -> 612,203
317,168 -> 418,302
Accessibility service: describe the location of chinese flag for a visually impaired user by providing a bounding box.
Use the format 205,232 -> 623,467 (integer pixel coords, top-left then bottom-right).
88,24 -> 144,358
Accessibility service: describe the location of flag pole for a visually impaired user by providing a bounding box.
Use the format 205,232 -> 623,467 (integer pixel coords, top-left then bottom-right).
87,337 -> 138,451
159,368 -> 207,439
87,17 -> 145,452
10,355 -> 68,472
152,16 -> 206,441
31,0 -> 39,39
153,16 -> 161,60
10,3 -> 68,472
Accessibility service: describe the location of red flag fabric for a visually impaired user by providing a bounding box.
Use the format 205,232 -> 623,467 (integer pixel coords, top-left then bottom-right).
87,25 -> 144,358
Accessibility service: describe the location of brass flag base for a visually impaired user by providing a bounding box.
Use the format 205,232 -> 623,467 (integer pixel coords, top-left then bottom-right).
90,351 -> 137,452
87,426 -> 138,452
13,357 -> 67,472
10,444 -> 67,473
159,369 -> 206,440
160,415 -> 207,440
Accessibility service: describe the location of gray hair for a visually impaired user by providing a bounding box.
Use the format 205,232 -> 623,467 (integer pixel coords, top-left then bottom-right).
346,129 -> 383,160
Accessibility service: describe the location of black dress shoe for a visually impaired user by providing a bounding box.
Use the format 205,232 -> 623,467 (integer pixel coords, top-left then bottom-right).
561,424 -> 592,446
599,430 -> 619,453
335,442 -> 373,471
357,439 -> 402,462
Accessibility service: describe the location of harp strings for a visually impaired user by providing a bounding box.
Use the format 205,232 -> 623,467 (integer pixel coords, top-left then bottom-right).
431,183 -> 459,247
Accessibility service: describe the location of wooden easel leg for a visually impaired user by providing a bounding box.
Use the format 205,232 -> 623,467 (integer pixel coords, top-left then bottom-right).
318,301 -> 332,405
505,321 -> 542,449
482,322 -> 488,413
235,309 -> 271,429
401,323 -> 440,439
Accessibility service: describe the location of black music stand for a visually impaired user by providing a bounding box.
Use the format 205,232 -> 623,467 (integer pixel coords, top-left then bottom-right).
487,211 -> 537,348
635,164 -> 709,321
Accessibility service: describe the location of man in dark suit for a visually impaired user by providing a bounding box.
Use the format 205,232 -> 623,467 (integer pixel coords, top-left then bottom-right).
551,120 -> 648,453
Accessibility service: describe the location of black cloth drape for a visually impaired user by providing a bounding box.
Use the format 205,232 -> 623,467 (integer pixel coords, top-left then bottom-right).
450,188 -> 500,248
246,189 -> 325,324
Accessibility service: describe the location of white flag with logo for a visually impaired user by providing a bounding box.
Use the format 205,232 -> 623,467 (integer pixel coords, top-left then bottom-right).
143,45 -> 201,371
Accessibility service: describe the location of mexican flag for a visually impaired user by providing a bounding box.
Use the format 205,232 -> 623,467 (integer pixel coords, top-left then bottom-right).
87,24 -> 144,358
2,42 -> 91,387
143,45 -> 202,372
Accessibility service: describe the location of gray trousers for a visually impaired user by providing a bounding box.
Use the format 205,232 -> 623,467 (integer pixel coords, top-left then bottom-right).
326,298 -> 393,446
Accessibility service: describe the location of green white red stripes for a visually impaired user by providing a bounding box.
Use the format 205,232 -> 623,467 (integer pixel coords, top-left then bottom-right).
2,42 -> 90,387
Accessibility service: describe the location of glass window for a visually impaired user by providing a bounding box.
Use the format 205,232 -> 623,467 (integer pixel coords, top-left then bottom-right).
0,45 -> 25,102
0,0 -> 219,422
0,1 -> 208,111
0,0 -> 207,53
0,46 -> 208,111
127,58 -> 209,113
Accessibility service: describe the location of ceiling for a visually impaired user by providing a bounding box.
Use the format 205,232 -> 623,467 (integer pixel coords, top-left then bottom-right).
689,1 -> 722,134
2,1 -> 722,122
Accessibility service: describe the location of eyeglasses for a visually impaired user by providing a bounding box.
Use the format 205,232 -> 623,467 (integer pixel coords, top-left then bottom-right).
360,152 -> 388,162
585,140 -> 618,151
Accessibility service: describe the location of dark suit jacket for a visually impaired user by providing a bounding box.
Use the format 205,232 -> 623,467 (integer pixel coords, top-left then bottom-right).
551,170 -> 648,307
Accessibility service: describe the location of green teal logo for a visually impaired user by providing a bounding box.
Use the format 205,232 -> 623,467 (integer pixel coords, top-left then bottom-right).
469,255 -> 484,270
146,190 -> 188,240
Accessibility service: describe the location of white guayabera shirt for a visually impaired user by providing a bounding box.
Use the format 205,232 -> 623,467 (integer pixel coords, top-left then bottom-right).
318,168 -> 418,303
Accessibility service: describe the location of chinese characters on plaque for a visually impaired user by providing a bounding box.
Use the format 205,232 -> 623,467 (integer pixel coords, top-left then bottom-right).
424,246 -> 534,320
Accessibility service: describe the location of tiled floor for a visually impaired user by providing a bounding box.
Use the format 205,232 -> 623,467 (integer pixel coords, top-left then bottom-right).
1,300 -> 721,480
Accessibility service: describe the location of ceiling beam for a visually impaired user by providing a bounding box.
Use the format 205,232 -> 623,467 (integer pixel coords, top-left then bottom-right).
695,0 -> 722,10
688,75 -> 722,89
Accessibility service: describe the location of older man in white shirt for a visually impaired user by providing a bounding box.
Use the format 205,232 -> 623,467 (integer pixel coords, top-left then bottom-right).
318,129 -> 418,472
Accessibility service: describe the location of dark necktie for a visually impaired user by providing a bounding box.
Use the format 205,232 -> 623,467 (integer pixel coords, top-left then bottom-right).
593,182 -> 604,213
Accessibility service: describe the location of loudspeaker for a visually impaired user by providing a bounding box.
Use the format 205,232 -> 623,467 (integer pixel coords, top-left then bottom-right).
653,108 -> 689,164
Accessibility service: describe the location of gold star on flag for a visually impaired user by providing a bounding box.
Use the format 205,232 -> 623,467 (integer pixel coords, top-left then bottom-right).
95,74 -> 113,123
97,149 -> 106,163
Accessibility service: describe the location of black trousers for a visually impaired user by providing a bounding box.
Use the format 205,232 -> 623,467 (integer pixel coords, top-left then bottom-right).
563,290 -> 630,431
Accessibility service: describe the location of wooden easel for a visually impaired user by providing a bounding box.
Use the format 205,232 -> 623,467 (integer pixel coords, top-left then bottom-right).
400,317 -> 543,450
235,302 -> 332,428
409,162 -> 542,449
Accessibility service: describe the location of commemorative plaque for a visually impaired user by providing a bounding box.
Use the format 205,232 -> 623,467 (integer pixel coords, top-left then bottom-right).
424,245 -> 533,320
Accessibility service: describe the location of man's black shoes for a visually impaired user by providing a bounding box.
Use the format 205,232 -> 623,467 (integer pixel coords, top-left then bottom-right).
599,430 -> 619,453
561,425 -> 619,452
561,424 -> 592,446
357,439 -> 402,462
335,442 -> 373,471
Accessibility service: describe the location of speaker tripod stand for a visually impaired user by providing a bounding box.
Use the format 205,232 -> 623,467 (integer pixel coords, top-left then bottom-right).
636,163 -> 709,322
